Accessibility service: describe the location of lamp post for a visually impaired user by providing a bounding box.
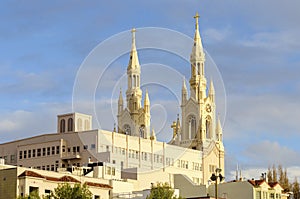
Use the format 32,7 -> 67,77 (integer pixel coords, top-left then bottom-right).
210,168 -> 224,199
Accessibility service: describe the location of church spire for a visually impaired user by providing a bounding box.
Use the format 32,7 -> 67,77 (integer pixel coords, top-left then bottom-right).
118,88 -> 123,115
182,77 -> 187,105
209,79 -> 215,102
216,115 -> 223,142
144,89 -> 150,113
190,12 -> 205,65
189,12 -> 206,102
127,28 -> 140,71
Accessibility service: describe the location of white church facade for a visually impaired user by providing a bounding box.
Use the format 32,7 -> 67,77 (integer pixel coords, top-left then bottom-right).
0,13 -> 225,198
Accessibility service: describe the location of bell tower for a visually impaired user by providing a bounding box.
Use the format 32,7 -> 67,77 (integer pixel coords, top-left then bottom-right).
117,29 -> 151,139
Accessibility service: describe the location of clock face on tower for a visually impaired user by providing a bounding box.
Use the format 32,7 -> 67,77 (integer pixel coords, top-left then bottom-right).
206,104 -> 211,113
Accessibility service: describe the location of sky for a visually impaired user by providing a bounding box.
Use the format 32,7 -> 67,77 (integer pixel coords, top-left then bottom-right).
1,0 -> 300,181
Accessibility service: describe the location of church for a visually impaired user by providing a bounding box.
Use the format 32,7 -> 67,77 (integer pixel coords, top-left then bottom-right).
0,13 -> 225,198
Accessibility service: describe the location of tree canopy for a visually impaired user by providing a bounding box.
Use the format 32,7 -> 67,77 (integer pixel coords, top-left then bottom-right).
50,183 -> 92,199
146,182 -> 183,199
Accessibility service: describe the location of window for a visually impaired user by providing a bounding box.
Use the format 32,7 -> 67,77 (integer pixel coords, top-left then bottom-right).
47,147 -> 50,156
51,165 -> 54,171
106,166 -> 111,175
23,150 -> 27,159
42,166 -> 45,170
68,118 -> 73,131
91,144 -> 96,149
56,146 -> 60,154
77,118 -> 82,131
77,146 -> 80,152
123,124 -> 131,135
73,146 -> 76,153
37,149 -> 41,157
46,165 -> 50,171
188,115 -> 196,139
11,155 -> 15,162
32,149 -> 36,157
256,191 -> 261,199
112,167 -> 116,176
84,145 -> 88,150
60,119 -> 65,133
85,119 -> 90,130
28,150 -> 31,158
68,148 -> 71,152
42,148 -> 46,156
94,195 -> 100,199
19,151 -> 22,160
136,151 -> 139,159
206,119 -> 210,139
139,125 -> 145,138
52,147 -> 55,155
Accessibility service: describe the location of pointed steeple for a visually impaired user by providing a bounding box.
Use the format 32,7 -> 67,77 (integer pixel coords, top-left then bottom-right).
150,128 -> 156,141
144,89 -> 150,113
189,12 -> 206,102
216,115 -> 223,142
118,88 -> 123,115
127,28 -> 140,71
118,88 -> 123,104
190,12 -> 205,64
209,79 -> 215,102
182,77 -> 187,104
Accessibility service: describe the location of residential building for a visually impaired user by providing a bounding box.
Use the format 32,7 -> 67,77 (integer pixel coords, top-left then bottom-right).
208,179 -> 284,199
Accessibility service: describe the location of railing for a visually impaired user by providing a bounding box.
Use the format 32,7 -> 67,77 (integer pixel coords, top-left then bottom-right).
61,152 -> 81,160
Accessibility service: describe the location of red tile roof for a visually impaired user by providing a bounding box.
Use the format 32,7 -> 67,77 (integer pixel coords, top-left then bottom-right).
85,182 -> 112,189
248,180 -> 265,186
18,169 -> 112,189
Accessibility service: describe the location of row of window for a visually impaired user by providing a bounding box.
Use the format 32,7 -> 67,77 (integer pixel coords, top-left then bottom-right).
19,146 -> 60,160
177,160 -> 202,171
105,166 -> 116,176
256,191 -> 281,199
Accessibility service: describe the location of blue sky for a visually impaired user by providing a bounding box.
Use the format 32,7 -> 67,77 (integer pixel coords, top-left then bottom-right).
1,0 -> 300,180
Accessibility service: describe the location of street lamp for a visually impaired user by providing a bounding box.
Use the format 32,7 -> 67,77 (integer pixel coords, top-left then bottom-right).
210,168 -> 224,199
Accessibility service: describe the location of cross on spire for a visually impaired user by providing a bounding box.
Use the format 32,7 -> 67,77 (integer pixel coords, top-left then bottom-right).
131,28 -> 136,45
194,12 -> 200,29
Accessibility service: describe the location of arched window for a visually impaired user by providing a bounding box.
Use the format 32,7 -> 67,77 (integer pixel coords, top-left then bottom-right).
133,75 -> 136,87
123,124 -> 131,135
60,119 -> 65,133
188,115 -> 196,139
197,63 -> 201,75
68,118 -> 73,132
84,120 -> 90,130
206,117 -> 211,139
77,118 -> 82,131
139,125 -> 145,138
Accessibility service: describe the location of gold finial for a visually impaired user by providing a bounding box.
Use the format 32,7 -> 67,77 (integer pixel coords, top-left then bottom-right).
194,12 -> 200,29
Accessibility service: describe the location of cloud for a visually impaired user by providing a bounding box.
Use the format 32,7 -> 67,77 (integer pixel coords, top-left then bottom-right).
0,103 -> 71,143
243,140 -> 300,167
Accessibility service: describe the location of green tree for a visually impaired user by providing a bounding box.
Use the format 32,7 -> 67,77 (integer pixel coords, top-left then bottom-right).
146,182 -> 183,199
293,178 -> 300,199
17,190 -> 41,199
51,183 -> 92,199
272,164 -> 277,182
267,166 -> 273,182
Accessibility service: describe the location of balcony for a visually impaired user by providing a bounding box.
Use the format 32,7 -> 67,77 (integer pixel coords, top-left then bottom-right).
61,152 -> 81,160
